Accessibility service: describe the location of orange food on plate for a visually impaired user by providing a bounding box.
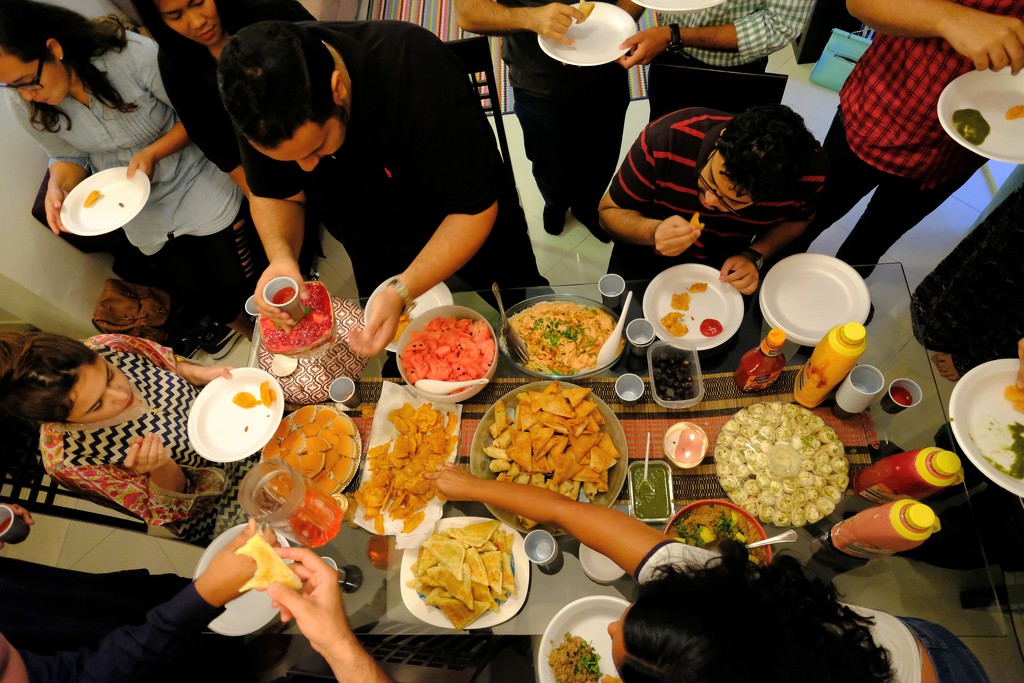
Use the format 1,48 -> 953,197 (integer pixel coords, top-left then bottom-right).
391,312 -> 412,343
262,406 -> 361,493
671,292 -> 691,311
661,311 -> 689,336
1005,385 -> 1024,413
1006,105 -> 1024,120
259,380 -> 277,407
232,391 -> 260,408
83,190 -> 103,208
688,282 -> 709,293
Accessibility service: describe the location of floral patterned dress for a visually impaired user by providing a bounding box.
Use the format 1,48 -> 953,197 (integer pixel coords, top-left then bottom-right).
39,335 -> 251,543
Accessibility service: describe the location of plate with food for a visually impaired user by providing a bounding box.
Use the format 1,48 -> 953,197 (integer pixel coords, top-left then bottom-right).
500,294 -> 623,379
758,253 -> 870,347
262,404 -> 362,495
949,358 -> 1024,496
353,381 -> 461,547
60,167 -> 151,236
629,0 -> 726,12
188,368 -> 285,462
470,381 -> 628,533
937,68 -> 1024,164
364,278 -> 454,353
538,595 -> 628,683
400,516 -> 529,630
396,305 -> 497,403
194,524 -> 292,636
642,263 -> 743,350
537,2 -> 637,67
715,402 -> 849,527
665,499 -> 772,564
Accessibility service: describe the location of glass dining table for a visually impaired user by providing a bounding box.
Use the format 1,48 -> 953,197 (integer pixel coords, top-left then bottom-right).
248,262 -> 1007,646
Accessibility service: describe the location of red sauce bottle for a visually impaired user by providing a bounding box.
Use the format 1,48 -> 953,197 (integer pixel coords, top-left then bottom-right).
853,447 -> 964,503
734,328 -> 787,391
826,500 -> 940,559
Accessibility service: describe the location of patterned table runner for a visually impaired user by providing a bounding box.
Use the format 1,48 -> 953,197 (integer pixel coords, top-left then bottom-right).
345,367 -> 877,506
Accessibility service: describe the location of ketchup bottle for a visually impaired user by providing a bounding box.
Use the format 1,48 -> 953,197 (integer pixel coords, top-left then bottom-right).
734,328 -> 787,391
823,500 -> 940,559
853,447 -> 964,503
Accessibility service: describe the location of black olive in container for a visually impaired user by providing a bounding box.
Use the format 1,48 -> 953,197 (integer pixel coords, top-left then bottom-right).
647,340 -> 704,408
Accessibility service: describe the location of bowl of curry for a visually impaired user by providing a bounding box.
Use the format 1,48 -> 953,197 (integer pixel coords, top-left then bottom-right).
498,295 -> 624,379
665,499 -> 772,565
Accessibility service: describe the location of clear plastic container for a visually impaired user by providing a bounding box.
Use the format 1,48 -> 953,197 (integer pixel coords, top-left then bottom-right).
628,460 -> 674,523
647,340 -> 704,408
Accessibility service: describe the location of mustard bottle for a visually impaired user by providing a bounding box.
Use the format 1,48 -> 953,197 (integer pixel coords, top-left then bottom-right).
793,322 -> 867,408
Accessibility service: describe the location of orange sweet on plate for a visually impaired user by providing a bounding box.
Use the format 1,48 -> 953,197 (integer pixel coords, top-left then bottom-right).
232,391 -> 260,408
292,405 -> 317,427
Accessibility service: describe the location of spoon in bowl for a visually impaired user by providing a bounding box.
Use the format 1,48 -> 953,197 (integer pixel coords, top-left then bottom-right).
413,378 -> 489,394
746,529 -> 798,550
594,290 -> 632,368
639,431 -> 654,494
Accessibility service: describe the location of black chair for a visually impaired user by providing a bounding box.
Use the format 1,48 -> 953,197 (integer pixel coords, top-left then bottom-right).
0,413 -> 147,533
647,63 -> 789,122
445,36 -> 517,187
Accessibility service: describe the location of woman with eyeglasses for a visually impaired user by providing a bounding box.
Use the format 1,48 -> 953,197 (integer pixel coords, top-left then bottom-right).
0,0 -> 259,338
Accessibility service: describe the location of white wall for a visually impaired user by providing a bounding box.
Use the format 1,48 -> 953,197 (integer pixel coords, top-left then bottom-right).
0,0 -> 122,336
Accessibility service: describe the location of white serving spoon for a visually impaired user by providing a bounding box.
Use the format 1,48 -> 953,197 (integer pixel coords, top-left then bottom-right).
413,378 -> 489,394
746,529 -> 798,550
594,290 -> 633,368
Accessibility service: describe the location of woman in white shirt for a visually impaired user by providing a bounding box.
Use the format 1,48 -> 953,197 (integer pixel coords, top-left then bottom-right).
426,463 -> 989,683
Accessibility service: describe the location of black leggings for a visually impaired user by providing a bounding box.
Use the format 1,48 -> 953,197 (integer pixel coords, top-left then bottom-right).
148,200 -> 266,325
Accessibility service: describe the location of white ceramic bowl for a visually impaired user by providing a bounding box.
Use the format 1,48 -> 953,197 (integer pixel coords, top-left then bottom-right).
396,304 -> 498,403
579,544 -> 626,584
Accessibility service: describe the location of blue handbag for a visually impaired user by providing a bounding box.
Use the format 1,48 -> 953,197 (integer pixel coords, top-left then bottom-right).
809,29 -> 873,92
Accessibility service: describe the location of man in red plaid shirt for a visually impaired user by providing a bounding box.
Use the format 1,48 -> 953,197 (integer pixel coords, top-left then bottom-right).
789,0 -> 1024,272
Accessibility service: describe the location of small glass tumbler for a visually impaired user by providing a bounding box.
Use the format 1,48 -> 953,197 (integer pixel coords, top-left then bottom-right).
598,274 -> 626,311
329,377 -> 361,409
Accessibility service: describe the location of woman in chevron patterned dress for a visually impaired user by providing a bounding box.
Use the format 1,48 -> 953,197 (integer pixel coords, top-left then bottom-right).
0,331 -> 249,543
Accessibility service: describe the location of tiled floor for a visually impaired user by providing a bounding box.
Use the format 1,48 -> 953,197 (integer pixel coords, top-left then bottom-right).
5,45 -> 1023,678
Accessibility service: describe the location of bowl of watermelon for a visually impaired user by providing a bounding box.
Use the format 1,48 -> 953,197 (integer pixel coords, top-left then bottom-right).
396,305 -> 498,403
259,281 -> 336,358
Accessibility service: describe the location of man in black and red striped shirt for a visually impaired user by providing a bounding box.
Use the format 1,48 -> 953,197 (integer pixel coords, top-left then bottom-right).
599,105 -> 828,293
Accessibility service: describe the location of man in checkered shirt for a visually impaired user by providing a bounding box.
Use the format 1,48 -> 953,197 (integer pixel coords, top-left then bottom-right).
786,0 -> 1024,274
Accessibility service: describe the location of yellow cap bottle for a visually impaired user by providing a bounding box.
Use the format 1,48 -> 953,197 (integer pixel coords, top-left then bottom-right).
793,322 -> 867,408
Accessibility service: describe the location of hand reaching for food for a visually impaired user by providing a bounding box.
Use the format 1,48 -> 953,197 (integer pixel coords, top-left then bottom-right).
653,215 -> 703,256
349,286 -> 401,357
423,462 -> 478,500
530,3 -> 585,45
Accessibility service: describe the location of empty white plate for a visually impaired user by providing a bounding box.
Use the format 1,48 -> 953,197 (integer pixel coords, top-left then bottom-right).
538,3 -> 637,67
759,254 -> 870,347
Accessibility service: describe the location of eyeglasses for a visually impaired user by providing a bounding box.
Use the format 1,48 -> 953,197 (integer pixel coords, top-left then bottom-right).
697,151 -> 756,216
0,58 -> 44,92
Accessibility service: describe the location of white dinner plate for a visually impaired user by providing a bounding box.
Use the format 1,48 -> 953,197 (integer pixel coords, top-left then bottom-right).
758,253 -> 870,347
537,595 -> 629,683
642,263 -> 744,350
949,359 -> 1024,496
187,368 -> 284,462
60,167 -> 150,236
537,3 -> 637,67
630,0 -> 727,13
937,69 -> 1024,164
364,277 -> 454,353
399,516 -> 530,629
193,524 -> 291,636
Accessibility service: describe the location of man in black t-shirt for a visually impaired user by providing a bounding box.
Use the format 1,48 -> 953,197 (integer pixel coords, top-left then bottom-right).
218,20 -> 545,356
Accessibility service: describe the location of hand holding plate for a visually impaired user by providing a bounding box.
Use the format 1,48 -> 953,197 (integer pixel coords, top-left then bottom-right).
939,7 -> 1024,74
195,520 -> 278,607
618,26 -> 669,68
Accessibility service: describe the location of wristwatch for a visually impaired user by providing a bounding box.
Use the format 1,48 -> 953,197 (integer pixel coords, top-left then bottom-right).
667,24 -> 683,52
387,277 -> 416,315
738,248 -> 765,271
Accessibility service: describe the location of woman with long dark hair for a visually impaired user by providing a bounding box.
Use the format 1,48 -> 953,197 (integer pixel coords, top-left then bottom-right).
0,330 -> 244,543
426,463 -> 991,682
0,0 -> 259,337
131,0 -> 320,272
